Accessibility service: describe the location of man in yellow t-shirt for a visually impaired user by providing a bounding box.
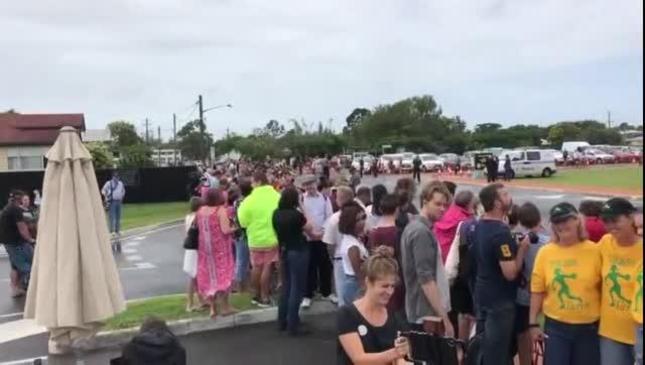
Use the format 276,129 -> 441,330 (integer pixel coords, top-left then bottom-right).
598,198 -> 643,365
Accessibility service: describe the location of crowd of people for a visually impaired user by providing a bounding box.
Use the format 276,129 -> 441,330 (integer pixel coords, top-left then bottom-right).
1,154 -> 643,365
177,159 -> 643,365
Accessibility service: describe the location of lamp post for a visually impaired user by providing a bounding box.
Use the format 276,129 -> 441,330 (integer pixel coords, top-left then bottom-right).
197,95 -> 232,165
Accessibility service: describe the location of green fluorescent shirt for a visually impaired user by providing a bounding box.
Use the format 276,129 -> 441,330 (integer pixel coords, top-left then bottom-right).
237,185 -> 280,249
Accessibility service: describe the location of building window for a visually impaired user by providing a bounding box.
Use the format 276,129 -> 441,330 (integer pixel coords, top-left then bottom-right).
7,147 -> 46,170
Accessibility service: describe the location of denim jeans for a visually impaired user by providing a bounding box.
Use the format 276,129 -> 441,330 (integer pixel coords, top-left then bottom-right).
278,248 -> 310,333
3,242 -> 34,290
600,336 -> 634,365
333,259 -> 346,307
234,236 -> 250,284
108,200 -> 123,234
342,274 -> 360,306
636,325 -> 643,365
544,317 -> 600,365
476,300 -> 516,365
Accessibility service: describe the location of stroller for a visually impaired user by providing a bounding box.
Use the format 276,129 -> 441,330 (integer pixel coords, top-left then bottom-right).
401,330 -> 544,365
400,330 -> 465,365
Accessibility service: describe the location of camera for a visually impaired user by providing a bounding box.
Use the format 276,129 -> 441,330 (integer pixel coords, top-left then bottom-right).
513,231 -> 540,244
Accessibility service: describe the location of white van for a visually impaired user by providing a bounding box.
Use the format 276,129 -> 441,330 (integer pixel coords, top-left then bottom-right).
561,141 -> 590,154
497,149 -> 557,178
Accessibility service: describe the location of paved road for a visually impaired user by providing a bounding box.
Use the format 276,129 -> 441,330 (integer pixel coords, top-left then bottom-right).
0,312 -> 336,364
1,174 -> 641,321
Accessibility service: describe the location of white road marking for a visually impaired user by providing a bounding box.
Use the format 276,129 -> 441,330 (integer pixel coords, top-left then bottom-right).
533,194 -> 565,200
120,262 -> 156,271
0,356 -> 46,365
123,241 -> 140,247
121,248 -> 138,254
135,262 -> 157,269
582,196 -> 610,201
133,236 -> 147,241
0,312 -> 23,319
125,255 -> 143,262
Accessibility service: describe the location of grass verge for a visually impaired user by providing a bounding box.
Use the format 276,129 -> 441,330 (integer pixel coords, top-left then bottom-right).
105,293 -> 256,330
120,201 -> 188,231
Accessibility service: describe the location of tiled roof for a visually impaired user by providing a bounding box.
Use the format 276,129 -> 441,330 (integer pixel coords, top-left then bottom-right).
0,112 -> 85,146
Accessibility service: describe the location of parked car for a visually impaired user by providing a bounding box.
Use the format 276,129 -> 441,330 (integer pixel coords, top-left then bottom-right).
419,153 -> 444,172
540,149 -> 564,165
497,149 -> 557,178
562,141 -> 591,154
582,148 -> 616,164
439,153 -> 460,169
351,155 -> 375,171
399,152 -> 415,172
595,145 -> 641,163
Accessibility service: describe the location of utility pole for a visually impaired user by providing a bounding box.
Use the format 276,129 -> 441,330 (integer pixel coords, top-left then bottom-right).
173,113 -> 177,166
157,125 -> 162,166
607,110 -> 612,128
144,118 -> 150,144
198,94 -> 207,165
157,126 -> 161,143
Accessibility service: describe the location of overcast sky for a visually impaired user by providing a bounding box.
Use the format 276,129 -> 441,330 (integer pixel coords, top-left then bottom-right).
0,0 -> 642,140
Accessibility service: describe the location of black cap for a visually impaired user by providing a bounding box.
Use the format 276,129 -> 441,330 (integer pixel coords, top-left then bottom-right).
550,202 -> 579,224
601,198 -> 636,220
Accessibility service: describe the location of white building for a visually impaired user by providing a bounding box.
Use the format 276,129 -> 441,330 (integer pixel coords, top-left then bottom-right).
151,148 -> 183,167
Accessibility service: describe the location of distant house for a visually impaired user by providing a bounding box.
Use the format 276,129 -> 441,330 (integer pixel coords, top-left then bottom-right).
151,148 -> 183,167
0,112 -> 86,171
82,129 -> 112,143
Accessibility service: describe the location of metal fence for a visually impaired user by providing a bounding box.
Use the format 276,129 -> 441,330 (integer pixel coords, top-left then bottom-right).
0,166 -> 199,205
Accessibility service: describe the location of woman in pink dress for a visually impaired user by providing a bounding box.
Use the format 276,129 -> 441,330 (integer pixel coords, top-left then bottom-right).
196,188 -> 237,318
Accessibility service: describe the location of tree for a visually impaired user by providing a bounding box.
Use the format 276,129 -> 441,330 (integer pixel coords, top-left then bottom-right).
177,120 -> 214,162
344,108 -> 371,134
119,144 -> 153,168
85,142 -> 114,169
107,121 -> 142,147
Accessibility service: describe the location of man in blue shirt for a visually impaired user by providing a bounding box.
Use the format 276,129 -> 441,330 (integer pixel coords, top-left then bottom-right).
472,183 -> 529,365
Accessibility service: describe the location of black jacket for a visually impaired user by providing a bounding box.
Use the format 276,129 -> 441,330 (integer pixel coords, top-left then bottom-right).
115,329 -> 186,365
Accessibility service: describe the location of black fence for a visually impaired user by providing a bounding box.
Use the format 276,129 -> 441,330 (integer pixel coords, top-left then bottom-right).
1,166 -> 199,205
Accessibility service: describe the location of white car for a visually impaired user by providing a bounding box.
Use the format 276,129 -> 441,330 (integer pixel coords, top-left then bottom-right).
582,149 -> 616,164
419,153 -> 444,172
497,149 -> 557,178
352,155 -> 374,171
399,153 -> 415,172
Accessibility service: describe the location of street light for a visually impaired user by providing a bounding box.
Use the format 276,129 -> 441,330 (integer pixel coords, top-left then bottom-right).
203,104 -> 233,113
197,95 -> 232,165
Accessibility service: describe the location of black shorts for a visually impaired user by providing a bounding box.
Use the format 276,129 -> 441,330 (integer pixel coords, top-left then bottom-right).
450,282 -> 474,315
514,304 -> 530,334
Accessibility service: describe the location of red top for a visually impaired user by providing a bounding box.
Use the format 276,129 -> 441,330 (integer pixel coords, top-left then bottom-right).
367,226 -> 404,313
585,216 -> 607,243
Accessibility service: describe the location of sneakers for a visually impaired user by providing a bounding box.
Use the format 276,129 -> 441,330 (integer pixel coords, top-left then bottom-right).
323,294 -> 338,304
300,297 -> 312,309
252,297 -> 272,308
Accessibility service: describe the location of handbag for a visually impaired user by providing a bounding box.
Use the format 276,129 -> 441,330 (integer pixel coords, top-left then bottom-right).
183,221 -> 199,250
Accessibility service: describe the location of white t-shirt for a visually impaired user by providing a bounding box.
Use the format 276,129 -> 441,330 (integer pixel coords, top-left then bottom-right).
340,235 -> 368,276
322,211 -> 342,258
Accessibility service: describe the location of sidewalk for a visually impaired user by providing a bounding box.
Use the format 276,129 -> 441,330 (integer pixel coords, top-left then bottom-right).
0,301 -> 336,351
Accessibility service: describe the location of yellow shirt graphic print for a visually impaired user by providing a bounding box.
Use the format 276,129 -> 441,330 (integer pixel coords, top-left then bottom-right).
531,241 -> 601,324
632,263 -> 643,325
599,234 -> 643,345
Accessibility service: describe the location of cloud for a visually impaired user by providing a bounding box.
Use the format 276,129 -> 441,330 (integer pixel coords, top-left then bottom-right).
0,0 -> 641,137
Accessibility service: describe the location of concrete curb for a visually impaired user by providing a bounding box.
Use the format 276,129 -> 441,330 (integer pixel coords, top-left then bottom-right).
72,301 -> 336,352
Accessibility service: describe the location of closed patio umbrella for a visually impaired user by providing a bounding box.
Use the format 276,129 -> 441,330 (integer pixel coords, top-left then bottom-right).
24,126 -> 126,353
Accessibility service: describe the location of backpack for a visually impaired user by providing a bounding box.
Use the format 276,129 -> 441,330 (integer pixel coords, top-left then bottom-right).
456,219 -> 478,290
